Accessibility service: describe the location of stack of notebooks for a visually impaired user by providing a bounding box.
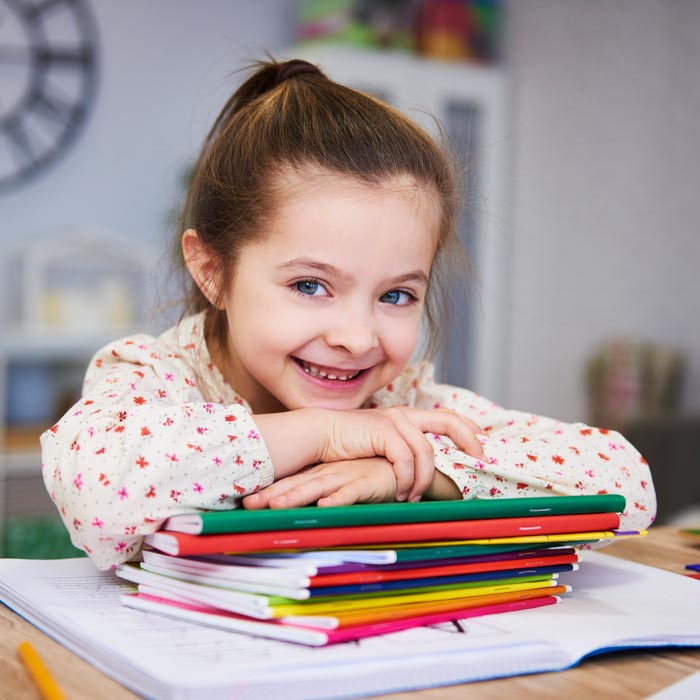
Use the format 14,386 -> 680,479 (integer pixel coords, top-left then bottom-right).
117,494 -> 643,646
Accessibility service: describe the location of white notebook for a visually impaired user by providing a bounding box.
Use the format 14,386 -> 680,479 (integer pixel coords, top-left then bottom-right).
1,551 -> 699,700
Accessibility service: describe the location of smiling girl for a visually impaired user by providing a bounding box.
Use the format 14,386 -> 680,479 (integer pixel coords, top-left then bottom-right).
41,59 -> 656,570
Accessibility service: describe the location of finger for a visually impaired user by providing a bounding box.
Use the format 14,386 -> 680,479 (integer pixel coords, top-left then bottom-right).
402,408 -> 486,459
317,478 -> 385,507
386,408 -> 436,502
242,472 -> 314,509
268,473 -> 348,509
380,432 -> 415,502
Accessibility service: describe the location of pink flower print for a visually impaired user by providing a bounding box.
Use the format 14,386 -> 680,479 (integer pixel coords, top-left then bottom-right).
247,429 -> 261,441
73,473 -> 83,490
118,487 -> 129,500
474,460 -> 485,470
114,542 -> 127,553
87,427 -> 94,437
163,417 -> 174,427
92,517 -> 104,528
158,389 -> 167,398
133,396 -> 146,405
552,455 -> 565,465
219,493 -> 230,503
204,403 -> 214,413
488,456 -> 499,465
233,483 -> 246,494
125,526 -> 137,535
135,455 -> 149,469
165,453 -> 179,463
489,487 -> 502,496
192,482 -> 203,494
164,372 -> 174,381
235,454 -> 244,466
170,490 -> 181,502
585,469 -> 595,478
212,456 -> 222,467
196,426 -> 208,434
73,518 -> 82,529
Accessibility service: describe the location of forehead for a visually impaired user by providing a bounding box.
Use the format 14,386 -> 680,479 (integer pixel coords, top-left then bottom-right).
263,167 -> 441,253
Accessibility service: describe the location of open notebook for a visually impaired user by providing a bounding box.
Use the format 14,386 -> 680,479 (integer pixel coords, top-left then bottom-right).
1,550 -> 699,700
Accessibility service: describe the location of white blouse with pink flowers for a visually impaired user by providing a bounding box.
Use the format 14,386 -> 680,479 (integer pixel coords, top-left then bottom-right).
41,312 -> 656,570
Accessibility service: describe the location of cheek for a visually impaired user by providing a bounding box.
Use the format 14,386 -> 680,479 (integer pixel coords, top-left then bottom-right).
383,317 -> 422,364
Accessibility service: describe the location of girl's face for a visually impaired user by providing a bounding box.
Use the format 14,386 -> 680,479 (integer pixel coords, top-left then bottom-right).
216,171 -> 439,414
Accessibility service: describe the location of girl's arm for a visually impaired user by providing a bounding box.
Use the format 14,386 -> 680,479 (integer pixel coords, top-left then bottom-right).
41,336 -> 275,570
371,362 -> 657,531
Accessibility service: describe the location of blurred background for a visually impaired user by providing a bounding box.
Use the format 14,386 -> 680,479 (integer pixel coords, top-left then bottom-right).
1,0 -> 698,555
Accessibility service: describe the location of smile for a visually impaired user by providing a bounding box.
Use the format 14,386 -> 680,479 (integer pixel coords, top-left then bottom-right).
294,359 -> 363,382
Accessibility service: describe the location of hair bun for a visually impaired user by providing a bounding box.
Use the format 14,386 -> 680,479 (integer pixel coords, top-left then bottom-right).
275,59 -> 323,85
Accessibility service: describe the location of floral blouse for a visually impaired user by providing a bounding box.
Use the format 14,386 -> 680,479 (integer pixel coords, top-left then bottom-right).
41,313 -> 656,570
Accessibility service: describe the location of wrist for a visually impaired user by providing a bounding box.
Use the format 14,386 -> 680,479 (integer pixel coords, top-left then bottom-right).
254,408 -> 325,479
424,469 -> 462,501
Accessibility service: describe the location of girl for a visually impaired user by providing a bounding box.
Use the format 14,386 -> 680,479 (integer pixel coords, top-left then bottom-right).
41,59 -> 656,570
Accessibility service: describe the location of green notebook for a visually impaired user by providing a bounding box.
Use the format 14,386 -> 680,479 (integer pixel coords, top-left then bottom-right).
162,494 -> 626,535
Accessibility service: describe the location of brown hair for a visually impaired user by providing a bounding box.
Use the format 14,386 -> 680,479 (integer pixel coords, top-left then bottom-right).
177,57 -> 467,358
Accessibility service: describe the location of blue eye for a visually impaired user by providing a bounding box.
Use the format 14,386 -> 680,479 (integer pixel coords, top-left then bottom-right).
380,289 -> 415,306
294,280 -> 326,296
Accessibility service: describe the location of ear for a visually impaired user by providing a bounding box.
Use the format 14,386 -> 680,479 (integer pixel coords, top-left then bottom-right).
181,229 -> 225,309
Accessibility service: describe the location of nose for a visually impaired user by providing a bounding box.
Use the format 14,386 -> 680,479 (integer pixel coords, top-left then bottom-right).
323,303 -> 379,356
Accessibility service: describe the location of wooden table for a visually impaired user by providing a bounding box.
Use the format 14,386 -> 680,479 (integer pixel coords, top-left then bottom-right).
2,526 -> 699,700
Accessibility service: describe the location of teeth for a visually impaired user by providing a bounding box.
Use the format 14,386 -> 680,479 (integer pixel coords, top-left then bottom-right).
299,361 -> 360,381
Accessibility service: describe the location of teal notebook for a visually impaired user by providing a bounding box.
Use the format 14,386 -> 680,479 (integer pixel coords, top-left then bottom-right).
162,494 -> 626,535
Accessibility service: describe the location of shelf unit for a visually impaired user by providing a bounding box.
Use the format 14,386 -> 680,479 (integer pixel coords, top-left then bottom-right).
0,229 -> 155,551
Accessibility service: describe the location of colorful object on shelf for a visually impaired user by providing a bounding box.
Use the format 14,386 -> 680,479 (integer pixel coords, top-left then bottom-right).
586,340 -> 687,429
295,0 -> 502,63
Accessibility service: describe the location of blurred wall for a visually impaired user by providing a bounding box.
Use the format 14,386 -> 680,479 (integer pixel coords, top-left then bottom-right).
505,0 -> 700,422
1,0 -> 296,330
3,0 -> 698,426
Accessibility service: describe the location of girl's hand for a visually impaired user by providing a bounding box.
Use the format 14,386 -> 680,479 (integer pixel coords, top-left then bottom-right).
243,458 -> 397,510
255,406 -> 484,503
319,407 -> 484,502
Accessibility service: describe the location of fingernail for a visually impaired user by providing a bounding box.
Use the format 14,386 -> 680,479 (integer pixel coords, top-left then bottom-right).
410,495 -> 422,503
396,493 -> 407,502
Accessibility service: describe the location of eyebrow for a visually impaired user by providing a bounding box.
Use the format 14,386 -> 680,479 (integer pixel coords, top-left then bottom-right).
277,257 -> 429,287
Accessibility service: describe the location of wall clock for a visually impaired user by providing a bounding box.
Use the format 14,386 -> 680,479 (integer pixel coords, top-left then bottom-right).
0,0 -> 98,193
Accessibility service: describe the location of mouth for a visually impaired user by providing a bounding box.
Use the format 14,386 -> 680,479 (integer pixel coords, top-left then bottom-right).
293,358 -> 365,383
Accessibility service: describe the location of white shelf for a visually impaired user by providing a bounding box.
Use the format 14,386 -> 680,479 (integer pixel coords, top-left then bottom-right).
1,450 -> 42,477
0,327 -> 134,360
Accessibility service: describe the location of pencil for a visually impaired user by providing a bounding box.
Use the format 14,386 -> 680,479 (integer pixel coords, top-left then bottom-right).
17,641 -> 66,700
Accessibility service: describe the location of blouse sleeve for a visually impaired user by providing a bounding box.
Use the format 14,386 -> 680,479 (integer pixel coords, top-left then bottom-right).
371,362 -> 656,531
40,335 -> 274,570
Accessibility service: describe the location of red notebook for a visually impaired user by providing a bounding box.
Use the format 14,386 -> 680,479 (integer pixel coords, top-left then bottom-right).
144,512 -> 620,557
